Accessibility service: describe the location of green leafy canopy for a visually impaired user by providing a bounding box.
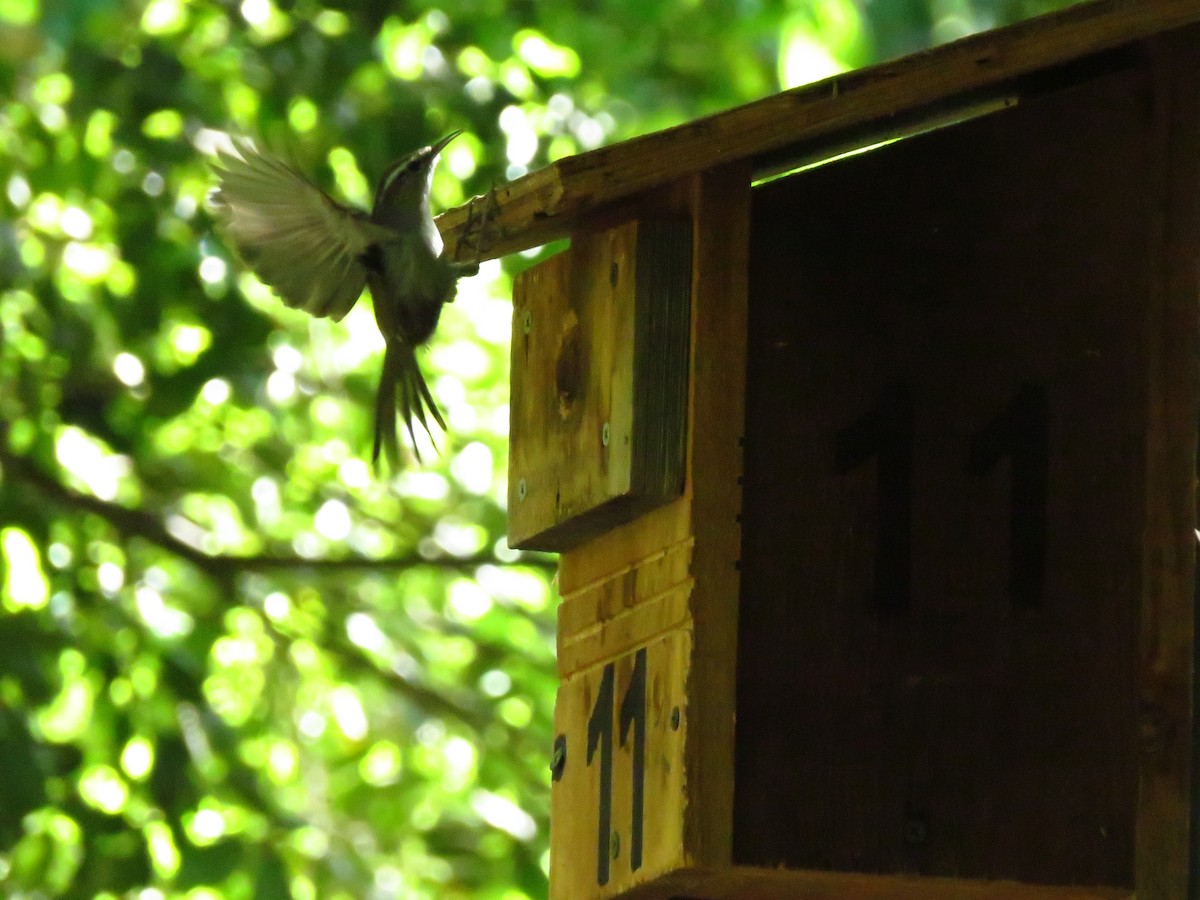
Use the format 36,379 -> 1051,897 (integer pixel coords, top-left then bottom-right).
0,0 -> 1075,896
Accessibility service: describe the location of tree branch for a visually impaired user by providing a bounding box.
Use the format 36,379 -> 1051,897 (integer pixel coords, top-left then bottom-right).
0,446 -> 556,578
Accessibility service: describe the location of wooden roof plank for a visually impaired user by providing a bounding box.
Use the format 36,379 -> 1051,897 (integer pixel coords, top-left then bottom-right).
439,0 -> 1200,260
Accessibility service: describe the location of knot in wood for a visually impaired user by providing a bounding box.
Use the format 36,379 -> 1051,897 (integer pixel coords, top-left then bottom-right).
556,316 -> 583,418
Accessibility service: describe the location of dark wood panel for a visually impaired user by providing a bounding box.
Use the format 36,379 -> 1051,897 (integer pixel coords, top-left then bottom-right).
735,65 -> 1159,886
1135,30 -> 1200,900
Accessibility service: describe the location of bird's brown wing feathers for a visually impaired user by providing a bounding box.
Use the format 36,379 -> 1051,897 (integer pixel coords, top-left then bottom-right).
212,139 -> 387,322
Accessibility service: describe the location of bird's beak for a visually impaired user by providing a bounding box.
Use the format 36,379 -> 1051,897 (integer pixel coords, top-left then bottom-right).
428,130 -> 462,158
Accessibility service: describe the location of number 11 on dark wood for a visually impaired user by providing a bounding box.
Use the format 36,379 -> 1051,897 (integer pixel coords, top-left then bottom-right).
835,381 -> 914,612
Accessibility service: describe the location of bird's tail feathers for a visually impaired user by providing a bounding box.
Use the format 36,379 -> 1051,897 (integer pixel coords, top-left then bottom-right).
373,343 -> 401,470
373,340 -> 446,471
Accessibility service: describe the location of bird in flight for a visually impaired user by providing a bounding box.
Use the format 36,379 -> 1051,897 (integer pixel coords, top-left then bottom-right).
211,132 -> 478,467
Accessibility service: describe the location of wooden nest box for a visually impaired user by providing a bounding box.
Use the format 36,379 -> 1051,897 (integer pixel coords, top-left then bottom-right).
440,1 -> 1200,896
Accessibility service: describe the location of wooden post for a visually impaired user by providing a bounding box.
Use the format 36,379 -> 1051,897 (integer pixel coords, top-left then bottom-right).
1136,29 -> 1200,900
528,164 -> 750,899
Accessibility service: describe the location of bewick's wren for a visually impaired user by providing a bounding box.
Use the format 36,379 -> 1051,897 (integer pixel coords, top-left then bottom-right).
211,132 -> 477,467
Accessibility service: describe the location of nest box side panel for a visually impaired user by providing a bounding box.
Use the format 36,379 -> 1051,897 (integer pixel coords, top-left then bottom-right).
736,63 -> 1177,888
1135,29 -> 1200,899
509,221 -> 691,552
547,165 -> 750,900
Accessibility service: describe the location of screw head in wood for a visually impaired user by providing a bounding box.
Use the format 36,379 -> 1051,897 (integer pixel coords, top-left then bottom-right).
522,309 -> 532,334
518,478 -> 527,501
670,706 -> 681,731
550,735 -> 566,781
903,817 -> 928,845
601,422 -> 610,447
1137,700 -> 1171,756
610,832 -> 620,859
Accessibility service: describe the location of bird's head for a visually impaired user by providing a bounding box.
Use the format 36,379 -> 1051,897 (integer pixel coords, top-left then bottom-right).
372,131 -> 460,216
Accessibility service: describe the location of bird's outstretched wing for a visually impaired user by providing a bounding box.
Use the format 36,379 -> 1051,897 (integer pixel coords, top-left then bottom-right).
212,139 -> 386,321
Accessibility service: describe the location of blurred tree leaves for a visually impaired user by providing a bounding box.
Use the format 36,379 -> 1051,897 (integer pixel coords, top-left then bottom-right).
0,0 -> 1075,897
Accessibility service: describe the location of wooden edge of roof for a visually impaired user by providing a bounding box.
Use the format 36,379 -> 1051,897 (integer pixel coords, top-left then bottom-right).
437,0 -> 1200,261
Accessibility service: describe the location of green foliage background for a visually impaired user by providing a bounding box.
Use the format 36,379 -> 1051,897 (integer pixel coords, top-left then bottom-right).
0,0 -> 1075,897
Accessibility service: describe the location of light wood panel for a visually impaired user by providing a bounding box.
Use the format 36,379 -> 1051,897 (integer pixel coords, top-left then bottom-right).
508,220 -> 691,551
549,165 -> 750,899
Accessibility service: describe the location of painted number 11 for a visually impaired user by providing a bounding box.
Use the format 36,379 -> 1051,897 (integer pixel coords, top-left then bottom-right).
836,382 -> 1048,609
586,646 -> 647,886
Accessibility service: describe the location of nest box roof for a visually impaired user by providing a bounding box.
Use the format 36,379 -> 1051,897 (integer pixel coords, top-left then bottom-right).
437,0 -> 1200,261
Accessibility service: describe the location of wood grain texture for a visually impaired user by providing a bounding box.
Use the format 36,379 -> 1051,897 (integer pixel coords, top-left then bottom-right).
736,67 -> 1155,887
508,228 -> 633,550
508,220 -> 691,551
558,581 -> 692,680
559,540 -> 693,643
558,540 -> 693,677
550,630 -> 691,899
681,165 -> 744,868
438,0 -> 1200,261
1135,28 -> 1200,900
618,865 -> 1132,900
557,498 -> 693,597
681,164 -> 749,872
549,166 -> 750,898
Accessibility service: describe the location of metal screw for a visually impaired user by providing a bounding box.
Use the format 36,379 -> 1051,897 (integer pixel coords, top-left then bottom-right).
610,832 -> 620,859
522,309 -> 532,335
601,422 -> 610,447
670,706 -> 681,731
518,478 -> 527,501
1138,700 -> 1171,755
903,818 -> 928,845
550,735 -> 567,782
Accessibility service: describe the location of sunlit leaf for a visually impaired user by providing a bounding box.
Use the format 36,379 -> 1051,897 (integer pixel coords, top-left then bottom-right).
2,527 -> 49,611
513,29 -> 581,79
0,0 -> 36,25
